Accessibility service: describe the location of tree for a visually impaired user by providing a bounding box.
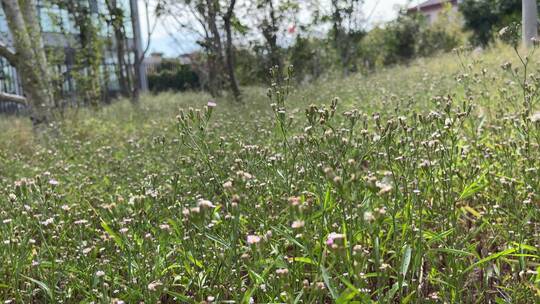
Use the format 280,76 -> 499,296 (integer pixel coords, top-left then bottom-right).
325,0 -> 365,75
460,0 -> 531,46
103,0 -> 133,97
162,0 -> 242,99
54,0 -> 104,106
0,0 -> 54,124
223,0 -> 242,100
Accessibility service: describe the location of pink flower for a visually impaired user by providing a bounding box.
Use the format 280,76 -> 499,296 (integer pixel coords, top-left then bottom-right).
326,232 -> 345,246
246,234 -> 261,245
207,101 -> 217,107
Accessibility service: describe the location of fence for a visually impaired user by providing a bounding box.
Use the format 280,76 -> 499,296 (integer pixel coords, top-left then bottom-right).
0,92 -> 27,115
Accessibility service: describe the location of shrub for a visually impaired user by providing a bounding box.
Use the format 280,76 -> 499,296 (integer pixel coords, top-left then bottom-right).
148,59 -> 200,92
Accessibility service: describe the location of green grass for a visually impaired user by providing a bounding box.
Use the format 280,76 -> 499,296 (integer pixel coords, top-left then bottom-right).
1,45 -> 539,303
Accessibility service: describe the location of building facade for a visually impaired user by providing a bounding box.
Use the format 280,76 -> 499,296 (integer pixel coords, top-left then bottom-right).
407,0 -> 461,25
0,0 -> 146,104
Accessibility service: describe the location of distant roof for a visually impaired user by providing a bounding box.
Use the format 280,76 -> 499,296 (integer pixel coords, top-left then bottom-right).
408,0 -> 458,12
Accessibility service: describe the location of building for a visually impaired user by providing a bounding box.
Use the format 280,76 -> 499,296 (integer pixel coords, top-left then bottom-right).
0,0 -> 146,106
144,52 -> 164,74
407,0 -> 461,25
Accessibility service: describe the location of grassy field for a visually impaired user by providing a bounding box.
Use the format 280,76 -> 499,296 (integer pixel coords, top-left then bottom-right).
1,45 -> 539,303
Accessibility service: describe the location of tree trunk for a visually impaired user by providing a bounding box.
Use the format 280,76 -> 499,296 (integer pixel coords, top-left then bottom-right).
223,0 -> 241,101
130,0 -> 147,103
1,0 -> 54,124
105,0 -> 131,97
206,0 -> 225,97
261,0 -> 282,77
523,0 -> 538,48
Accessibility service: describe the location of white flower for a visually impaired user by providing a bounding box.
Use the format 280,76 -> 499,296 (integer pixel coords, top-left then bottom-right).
147,280 -> 163,291
95,270 -> 105,277
291,220 -> 305,229
531,112 -> 540,122
363,211 -> 375,222
41,218 -> 54,226
275,268 -> 289,276
197,199 -> 215,209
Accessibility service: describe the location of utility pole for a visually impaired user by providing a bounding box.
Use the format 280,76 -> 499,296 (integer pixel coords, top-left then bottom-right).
523,0 -> 538,48
130,0 -> 148,95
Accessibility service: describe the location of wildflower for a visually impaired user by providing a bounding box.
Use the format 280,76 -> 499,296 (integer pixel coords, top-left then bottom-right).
207,100 -> 217,107
95,270 -> 105,277
159,224 -> 171,231
147,280 -> 162,291
197,199 -> 215,209
222,181 -> 233,189
246,234 -> 261,244
376,180 -> 393,194
207,296 -> 215,302
363,211 -> 375,222
8,193 -> 16,201
288,196 -> 301,206
74,219 -> 88,225
119,228 -> 129,234
49,179 -> 59,186
315,281 -> 326,290
275,268 -> 289,276
531,112 -> 540,123
326,232 -> 345,246
291,220 -> 305,229
41,218 -> 54,226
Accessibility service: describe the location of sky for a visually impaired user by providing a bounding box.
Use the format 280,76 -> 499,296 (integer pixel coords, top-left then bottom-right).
140,0 -> 420,57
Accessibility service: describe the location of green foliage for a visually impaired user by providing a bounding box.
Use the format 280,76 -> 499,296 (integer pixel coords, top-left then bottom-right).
288,36 -> 332,83
460,0 -> 529,46
360,9 -> 463,69
148,60 -> 200,92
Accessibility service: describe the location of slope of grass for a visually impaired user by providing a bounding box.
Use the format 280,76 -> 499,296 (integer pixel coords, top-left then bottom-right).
1,45 -> 539,303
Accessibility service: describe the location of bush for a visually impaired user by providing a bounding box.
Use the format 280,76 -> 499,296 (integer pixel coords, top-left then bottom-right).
360,7 -> 463,68
288,36 -> 334,83
148,60 -> 200,92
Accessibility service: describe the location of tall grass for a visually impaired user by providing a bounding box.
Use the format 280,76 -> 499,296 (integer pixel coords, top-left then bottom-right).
0,45 -> 539,303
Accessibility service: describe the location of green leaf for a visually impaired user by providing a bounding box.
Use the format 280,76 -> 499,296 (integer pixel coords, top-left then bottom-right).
293,257 -> 316,265
165,290 -> 194,303
336,288 -> 358,303
431,248 -> 475,257
321,265 -> 339,299
465,248 -> 517,273
21,275 -> 53,300
400,245 -> 412,278
101,220 -> 124,249
459,173 -> 488,200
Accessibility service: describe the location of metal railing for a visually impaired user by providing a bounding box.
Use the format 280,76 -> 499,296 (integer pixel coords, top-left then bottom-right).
0,92 -> 27,115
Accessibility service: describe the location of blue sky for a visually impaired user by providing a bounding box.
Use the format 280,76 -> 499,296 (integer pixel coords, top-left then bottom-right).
140,0 -> 419,56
